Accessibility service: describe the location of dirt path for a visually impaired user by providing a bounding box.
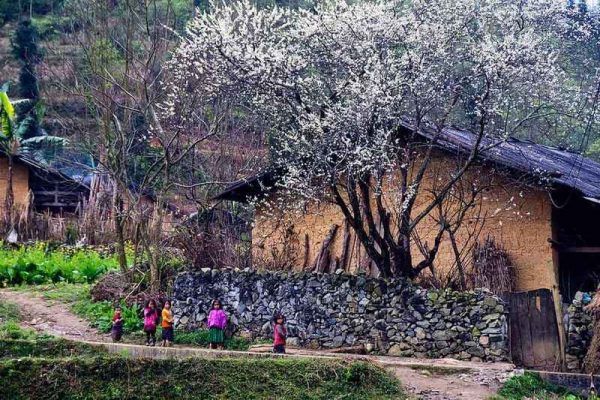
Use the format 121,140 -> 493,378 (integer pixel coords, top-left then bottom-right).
391,366 -> 507,400
0,289 -> 108,342
1,288 -> 512,399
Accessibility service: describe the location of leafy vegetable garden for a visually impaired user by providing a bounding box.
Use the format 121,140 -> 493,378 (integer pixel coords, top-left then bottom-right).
0,244 -> 121,285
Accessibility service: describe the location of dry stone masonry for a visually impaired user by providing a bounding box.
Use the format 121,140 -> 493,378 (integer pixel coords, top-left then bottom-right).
565,292 -> 594,372
173,269 -> 509,361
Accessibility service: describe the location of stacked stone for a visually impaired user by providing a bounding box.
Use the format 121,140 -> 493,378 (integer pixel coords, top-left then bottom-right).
565,292 -> 594,372
173,268 -> 509,362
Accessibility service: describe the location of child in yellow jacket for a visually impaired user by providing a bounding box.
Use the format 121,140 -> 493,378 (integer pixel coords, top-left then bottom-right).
161,300 -> 174,347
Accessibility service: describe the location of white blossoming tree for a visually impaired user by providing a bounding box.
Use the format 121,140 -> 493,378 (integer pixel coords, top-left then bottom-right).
164,0 -> 598,279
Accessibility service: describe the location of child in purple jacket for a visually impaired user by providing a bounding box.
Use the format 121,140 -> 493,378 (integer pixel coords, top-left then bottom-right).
207,299 -> 227,350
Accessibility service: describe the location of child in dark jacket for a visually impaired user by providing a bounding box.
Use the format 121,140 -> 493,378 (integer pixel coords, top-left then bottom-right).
111,305 -> 123,342
273,313 -> 287,354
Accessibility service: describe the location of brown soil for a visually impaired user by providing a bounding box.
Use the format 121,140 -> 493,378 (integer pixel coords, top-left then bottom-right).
1,288 -> 513,399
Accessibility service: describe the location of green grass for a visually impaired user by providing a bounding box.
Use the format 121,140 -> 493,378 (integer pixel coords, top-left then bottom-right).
173,329 -> 251,351
0,243 -> 121,286
494,372 -> 589,400
0,300 -> 20,323
0,356 -> 404,400
0,338 -> 107,359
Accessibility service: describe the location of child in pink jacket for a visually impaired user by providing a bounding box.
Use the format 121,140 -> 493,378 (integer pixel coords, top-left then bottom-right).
207,299 -> 227,350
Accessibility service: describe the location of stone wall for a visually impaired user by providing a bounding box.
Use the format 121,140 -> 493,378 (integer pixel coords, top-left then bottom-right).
565,292 -> 594,372
173,269 -> 509,361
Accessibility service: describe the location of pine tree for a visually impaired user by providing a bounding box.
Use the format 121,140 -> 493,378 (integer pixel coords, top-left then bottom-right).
11,19 -> 42,140
578,0 -> 588,15
12,19 -> 41,100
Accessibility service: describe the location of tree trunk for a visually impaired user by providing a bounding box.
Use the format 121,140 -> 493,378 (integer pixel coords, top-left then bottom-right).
449,230 -> 467,290
4,153 -> 14,232
114,192 -> 128,275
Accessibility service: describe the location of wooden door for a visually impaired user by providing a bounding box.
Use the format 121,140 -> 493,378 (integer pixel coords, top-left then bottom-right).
506,289 -> 562,370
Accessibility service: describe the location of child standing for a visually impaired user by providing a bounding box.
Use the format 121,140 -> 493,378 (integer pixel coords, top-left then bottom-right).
207,299 -> 227,350
161,300 -> 174,347
273,313 -> 287,354
111,305 -> 123,342
143,299 -> 160,346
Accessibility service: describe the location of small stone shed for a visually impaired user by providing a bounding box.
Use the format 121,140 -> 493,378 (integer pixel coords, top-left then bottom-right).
216,123 -> 600,300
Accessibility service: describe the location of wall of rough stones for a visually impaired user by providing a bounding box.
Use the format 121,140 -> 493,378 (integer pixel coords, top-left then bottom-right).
173,269 -> 509,361
565,292 -> 594,372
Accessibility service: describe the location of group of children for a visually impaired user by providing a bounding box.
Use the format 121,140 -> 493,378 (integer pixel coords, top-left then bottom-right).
110,298 -> 288,353
111,299 -> 174,347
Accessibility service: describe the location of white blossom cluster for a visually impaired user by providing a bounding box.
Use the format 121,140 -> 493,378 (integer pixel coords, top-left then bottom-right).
163,0 -> 595,205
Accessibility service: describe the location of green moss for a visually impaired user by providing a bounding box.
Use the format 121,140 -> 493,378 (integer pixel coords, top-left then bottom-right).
0,356 -> 404,400
0,339 -> 106,359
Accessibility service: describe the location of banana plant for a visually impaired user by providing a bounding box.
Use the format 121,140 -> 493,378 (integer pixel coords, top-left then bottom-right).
0,83 -> 67,233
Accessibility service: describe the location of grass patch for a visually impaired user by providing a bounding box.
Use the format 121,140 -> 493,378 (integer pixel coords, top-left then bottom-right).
0,356 -> 404,400
495,372 -> 585,400
0,321 -> 49,340
0,300 -> 20,323
0,338 -> 106,359
174,329 -> 251,351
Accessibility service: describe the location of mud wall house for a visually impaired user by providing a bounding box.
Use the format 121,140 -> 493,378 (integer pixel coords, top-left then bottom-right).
215,123 -> 600,301
0,154 -> 90,216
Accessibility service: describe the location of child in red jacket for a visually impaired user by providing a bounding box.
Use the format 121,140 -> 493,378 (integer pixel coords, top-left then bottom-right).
273,313 -> 287,354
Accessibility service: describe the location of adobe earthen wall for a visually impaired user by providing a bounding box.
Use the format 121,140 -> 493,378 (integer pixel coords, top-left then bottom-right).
252,157 -> 556,291
0,158 -> 30,208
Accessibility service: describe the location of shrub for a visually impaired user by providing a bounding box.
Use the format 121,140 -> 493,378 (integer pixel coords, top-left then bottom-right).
71,298 -> 143,334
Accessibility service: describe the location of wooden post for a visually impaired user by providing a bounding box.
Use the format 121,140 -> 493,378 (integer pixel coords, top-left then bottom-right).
552,285 -> 567,371
302,233 -> 310,270
312,224 -> 338,272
